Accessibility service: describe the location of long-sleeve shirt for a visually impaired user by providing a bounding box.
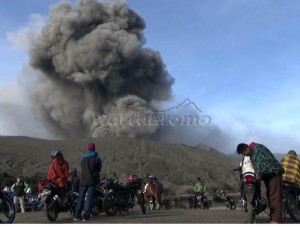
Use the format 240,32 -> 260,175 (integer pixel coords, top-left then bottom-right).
11,181 -> 29,197
194,182 -> 205,193
80,150 -> 101,186
47,156 -> 69,188
280,154 -> 300,185
249,142 -> 284,175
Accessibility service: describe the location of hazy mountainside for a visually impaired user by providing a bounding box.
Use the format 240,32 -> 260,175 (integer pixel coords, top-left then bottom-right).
0,136 -> 240,194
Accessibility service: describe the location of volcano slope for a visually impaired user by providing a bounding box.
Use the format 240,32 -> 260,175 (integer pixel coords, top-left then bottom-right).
0,135 -> 239,195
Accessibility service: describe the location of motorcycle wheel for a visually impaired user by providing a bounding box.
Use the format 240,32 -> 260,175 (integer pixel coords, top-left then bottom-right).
203,200 -> 209,210
225,201 -> 230,209
149,198 -> 155,210
246,202 -> 255,223
137,193 -> 146,214
199,202 -> 204,210
103,191 -> 119,216
230,200 -> 236,210
287,193 -> 300,222
0,193 -> 15,223
91,190 -> 104,215
241,199 -> 247,212
44,198 -> 58,222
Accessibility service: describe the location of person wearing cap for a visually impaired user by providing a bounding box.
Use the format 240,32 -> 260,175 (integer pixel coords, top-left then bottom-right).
280,150 -> 300,186
74,143 -> 101,222
236,142 -> 284,223
47,150 -> 70,206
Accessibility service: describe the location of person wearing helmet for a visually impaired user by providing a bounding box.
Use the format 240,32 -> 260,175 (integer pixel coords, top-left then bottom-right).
47,150 -> 70,206
74,143 -> 101,222
280,150 -> 300,186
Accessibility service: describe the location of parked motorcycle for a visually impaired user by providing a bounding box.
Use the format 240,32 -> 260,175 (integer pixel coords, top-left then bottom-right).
91,173 -> 119,215
194,192 -> 209,210
214,189 -> 236,210
103,174 -> 146,216
233,166 -> 266,223
0,190 -> 15,223
282,180 -> 300,222
38,179 -> 78,221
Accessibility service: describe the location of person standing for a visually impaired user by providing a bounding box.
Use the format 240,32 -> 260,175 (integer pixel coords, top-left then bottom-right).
74,143 -> 101,222
236,142 -> 284,223
280,150 -> 300,186
11,176 -> 29,213
68,168 -> 80,193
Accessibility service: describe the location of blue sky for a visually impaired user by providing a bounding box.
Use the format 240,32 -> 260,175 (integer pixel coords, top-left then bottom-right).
0,0 -> 300,154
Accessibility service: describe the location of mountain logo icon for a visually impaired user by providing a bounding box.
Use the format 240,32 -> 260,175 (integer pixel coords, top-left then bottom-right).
154,99 -> 211,126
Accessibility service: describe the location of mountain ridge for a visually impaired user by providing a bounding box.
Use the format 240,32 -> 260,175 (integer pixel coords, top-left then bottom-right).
0,135 -> 239,195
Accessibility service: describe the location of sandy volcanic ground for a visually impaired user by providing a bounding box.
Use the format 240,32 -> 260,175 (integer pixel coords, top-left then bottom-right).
12,206 -> 296,224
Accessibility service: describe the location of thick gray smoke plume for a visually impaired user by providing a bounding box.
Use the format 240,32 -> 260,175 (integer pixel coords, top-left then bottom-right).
28,0 -> 174,138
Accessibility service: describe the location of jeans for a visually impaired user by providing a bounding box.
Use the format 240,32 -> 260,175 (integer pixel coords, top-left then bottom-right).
75,185 -> 95,220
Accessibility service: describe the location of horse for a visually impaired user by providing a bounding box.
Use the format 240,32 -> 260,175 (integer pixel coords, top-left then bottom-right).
143,177 -> 163,210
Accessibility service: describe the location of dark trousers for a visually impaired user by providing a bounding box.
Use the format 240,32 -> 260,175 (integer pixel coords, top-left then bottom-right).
264,174 -> 283,223
75,185 -> 95,220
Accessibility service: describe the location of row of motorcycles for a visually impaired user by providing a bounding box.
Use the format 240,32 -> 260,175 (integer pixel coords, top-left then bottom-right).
38,172 -> 146,222
233,156 -> 300,223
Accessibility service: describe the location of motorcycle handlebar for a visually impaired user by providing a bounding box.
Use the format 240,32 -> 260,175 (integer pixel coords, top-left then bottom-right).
232,167 -> 241,171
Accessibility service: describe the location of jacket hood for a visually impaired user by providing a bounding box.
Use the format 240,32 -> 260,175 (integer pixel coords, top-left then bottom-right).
82,151 -> 100,159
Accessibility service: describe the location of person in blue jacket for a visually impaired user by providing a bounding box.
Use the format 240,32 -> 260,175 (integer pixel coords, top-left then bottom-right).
74,143 -> 101,221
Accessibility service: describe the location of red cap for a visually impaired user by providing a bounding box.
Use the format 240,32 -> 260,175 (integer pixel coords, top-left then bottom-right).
249,142 -> 256,149
87,143 -> 95,151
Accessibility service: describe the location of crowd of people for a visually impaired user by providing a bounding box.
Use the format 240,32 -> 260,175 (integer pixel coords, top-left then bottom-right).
4,141 -> 300,224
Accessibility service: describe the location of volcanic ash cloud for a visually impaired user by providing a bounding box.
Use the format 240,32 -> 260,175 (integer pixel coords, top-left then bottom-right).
28,0 -> 174,138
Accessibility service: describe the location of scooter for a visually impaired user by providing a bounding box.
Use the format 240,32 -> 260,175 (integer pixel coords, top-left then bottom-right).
233,156 -> 267,223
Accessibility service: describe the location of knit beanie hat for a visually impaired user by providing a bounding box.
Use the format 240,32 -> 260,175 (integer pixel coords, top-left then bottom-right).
87,143 -> 95,151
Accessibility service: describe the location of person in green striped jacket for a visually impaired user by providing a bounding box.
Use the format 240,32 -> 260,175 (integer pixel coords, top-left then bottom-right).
236,142 -> 284,224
